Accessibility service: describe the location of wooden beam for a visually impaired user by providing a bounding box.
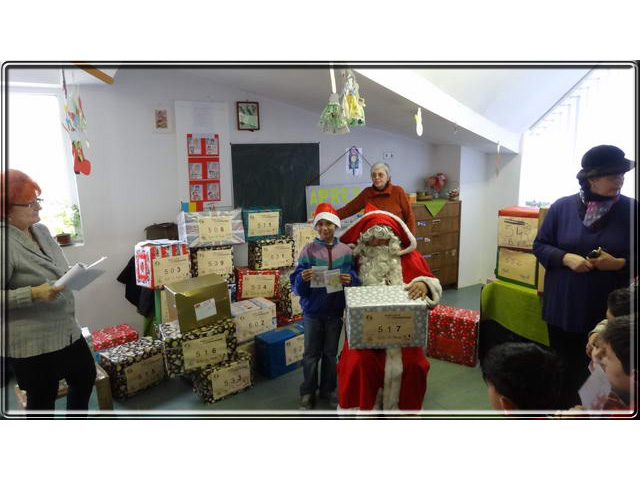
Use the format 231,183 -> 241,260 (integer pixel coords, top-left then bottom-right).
73,63 -> 115,84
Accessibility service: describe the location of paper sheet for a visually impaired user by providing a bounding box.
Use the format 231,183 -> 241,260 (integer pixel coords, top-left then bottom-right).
324,268 -> 343,293
310,265 -> 328,288
579,364 -> 612,410
54,256 -> 107,290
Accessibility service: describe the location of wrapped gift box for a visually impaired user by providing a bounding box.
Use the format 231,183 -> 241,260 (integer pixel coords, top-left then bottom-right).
242,207 -> 282,242
99,337 -> 166,400
189,352 -> 253,404
190,245 -> 235,284
156,319 -> 237,377
344,285 -> 428,349
92,323 -> 138,351
236,340 -> 258,377
248,236 -> 295,270
276,267 -> 303,326
135,240 -> 191,289
177,209 -> 245,248
497,206 -> 540,250
495,247 -> 538,289
231,297 -> 277,344
285,223 -> 316,265
235,267 -> 280,301
427,304 -> 480,367
255,320 -> 305,378
164,273 -> 232,333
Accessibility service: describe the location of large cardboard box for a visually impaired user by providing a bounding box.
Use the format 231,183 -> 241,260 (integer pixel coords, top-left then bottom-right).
189,352 -> 253,404
135,241 -> 191,289
497,206 -> 540,250
344,285 -> 428,349
235,267 -> 281,301
190,245 -> 235,284
248,236 -> 295,270
495,247 -> 538,289
177,209 -> 245,248
536,207 -> 550,296
236,340 -> 258,377
164,273 -> 232,333
285,223 -> 317,265
427,305 -> 480,367
255,320 -> 305,378
99,337 -> 166,400
231,297 -> 277,344
242,207 -> 282,242
156,319 -> 237,377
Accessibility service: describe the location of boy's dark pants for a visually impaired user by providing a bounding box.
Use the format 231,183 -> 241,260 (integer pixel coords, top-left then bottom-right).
300,315 -> 343,397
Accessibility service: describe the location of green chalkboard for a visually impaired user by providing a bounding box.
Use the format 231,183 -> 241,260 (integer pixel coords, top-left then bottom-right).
231,143 -> 320,225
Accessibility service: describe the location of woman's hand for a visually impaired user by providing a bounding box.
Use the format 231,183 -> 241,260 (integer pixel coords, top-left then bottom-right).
562,253 -> 593,273
301,269 -> 313,282
405,281 -> 427,300
32,283 -> 65,301
340,273 -> 352,285
588,250 -> 626,271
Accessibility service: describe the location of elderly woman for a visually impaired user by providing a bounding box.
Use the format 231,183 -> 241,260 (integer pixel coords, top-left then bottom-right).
1,169 -> 96,413
533,145 -> 637,405
337,162 -> 416,234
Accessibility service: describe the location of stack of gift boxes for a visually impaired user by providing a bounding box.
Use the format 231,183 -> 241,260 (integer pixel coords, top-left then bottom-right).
124,207 -> 315,403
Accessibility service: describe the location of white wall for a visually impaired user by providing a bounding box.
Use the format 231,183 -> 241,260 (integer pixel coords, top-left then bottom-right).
64,68 -> 435,333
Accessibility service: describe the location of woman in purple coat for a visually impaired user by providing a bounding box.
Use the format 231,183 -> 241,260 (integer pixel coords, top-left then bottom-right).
533,145 -> 636,404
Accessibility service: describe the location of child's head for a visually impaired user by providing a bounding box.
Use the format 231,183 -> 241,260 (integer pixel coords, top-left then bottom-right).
599,315 -> 635,393
313,203 -> 340,243
481,342 -> 566,411
606,286 -> 635,320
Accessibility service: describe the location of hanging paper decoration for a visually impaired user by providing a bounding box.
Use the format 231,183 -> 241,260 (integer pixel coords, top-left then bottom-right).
318,93 -> 350,135
346,147 -> 363,176
61,69 -> 92,175
415,108 -> 423,136
72,140 -> 92,176
186,133 -> 221,210
340,69 -> 366,127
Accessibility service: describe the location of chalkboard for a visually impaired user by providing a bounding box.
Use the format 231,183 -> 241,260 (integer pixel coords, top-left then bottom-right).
231,143 -> 320,224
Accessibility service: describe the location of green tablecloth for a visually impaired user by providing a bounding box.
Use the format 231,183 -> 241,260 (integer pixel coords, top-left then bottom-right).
480,280 -> 549,346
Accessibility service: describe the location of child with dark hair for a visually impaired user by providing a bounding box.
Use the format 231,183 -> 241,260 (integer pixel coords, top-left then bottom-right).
586,285 -> 636,358
481,342 -> 569,411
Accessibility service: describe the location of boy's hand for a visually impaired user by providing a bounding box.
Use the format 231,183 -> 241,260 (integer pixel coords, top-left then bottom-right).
301,269 -> 313,282
340,274 -> 352,285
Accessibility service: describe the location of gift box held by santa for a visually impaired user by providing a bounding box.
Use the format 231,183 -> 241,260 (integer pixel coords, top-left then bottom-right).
337,204 -> 442,411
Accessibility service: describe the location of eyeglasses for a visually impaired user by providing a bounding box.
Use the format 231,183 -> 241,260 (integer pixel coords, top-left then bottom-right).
12,198 -> 43,209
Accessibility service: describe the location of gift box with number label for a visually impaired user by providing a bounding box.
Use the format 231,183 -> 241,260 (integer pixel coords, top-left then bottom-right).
242,207 -> 282,242
255,320 -> 305,378
276,267 -> 303,326
344,285 -> 428,349
236,340 -> 258,377
92,323 -> 138,351
156,319 -> 237,377
235,267 -> 280,301
427,304 -> 480,367
164,273 -> 232,333
497,206 -> 540,251
248,236 -> 295,270
189,352 -> 253,404
285,223 -> 316,265
230,297 -> 277,344
177,209 -> 245,248
99,337 -> 166,400
190,245 -> 235,284
135,240 -> 191,289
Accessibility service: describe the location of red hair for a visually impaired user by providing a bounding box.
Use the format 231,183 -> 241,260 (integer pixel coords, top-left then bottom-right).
1,169 -> 41,215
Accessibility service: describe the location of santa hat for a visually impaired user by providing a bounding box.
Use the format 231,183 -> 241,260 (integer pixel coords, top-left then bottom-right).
313,202 -> 341,228
340,203 -> 417,256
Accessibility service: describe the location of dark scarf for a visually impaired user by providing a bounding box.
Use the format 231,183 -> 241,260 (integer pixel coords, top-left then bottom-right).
578,189 -> 620,228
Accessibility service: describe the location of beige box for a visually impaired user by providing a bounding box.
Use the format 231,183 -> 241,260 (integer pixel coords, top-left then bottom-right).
496,247 -> 538,289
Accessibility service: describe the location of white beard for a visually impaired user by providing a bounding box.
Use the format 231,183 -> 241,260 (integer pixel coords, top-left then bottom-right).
354,244 -> 404,286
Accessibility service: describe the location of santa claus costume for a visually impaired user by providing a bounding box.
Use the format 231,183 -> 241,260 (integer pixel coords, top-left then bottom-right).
337,204 -> 442,411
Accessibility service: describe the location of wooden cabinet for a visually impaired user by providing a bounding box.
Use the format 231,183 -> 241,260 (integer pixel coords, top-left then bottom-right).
412,201 -> 461,289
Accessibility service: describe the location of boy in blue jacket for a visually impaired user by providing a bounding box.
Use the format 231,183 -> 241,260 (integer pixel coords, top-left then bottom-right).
291,203 -> 359,409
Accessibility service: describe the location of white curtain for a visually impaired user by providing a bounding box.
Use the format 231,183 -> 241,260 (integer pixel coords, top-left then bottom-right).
519,68 -> 636,206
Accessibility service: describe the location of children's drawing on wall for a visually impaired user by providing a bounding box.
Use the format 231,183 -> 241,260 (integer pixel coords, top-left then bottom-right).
205,136 -> 219,155
207,182 -> 220,201
346,147 -> 363,176
189,163 -> 202,180
191,184 -> 203,201
207,161 -> 220,180
188,135 -> 202,155
186,133 -> 222,209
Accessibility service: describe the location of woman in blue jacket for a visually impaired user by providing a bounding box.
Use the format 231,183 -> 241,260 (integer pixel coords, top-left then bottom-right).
533,145 -> 636,404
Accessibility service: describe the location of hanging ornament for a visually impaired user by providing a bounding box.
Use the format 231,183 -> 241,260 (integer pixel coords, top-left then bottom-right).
318,93 -> 350,135
340,69 -> 366,127
71,140 -> 92,176
415,108 -> 423,136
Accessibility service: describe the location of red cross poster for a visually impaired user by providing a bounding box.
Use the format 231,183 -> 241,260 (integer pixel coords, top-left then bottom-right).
187,134 -> 221,209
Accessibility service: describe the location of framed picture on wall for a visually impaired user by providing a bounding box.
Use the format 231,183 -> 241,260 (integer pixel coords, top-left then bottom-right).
236,101 -> 260,131
153,105 -> 173,133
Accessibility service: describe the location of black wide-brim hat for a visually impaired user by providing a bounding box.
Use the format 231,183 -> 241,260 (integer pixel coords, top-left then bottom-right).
577,145 -> 636,180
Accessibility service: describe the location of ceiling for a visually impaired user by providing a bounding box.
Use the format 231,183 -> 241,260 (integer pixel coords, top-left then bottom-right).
6,64 -> 592,154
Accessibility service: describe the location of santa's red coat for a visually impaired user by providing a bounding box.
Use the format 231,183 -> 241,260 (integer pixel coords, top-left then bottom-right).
337,250 -> 435,410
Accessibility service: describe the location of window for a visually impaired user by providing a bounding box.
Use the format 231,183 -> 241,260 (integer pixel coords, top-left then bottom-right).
519,68 -> 636,207
7,89 -> 84,242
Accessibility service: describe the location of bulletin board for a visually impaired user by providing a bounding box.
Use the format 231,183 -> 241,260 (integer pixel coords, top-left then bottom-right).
231,143 -> 319,225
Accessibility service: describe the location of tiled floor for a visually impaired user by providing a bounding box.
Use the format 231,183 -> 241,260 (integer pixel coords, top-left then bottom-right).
2,284 -> 493,416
